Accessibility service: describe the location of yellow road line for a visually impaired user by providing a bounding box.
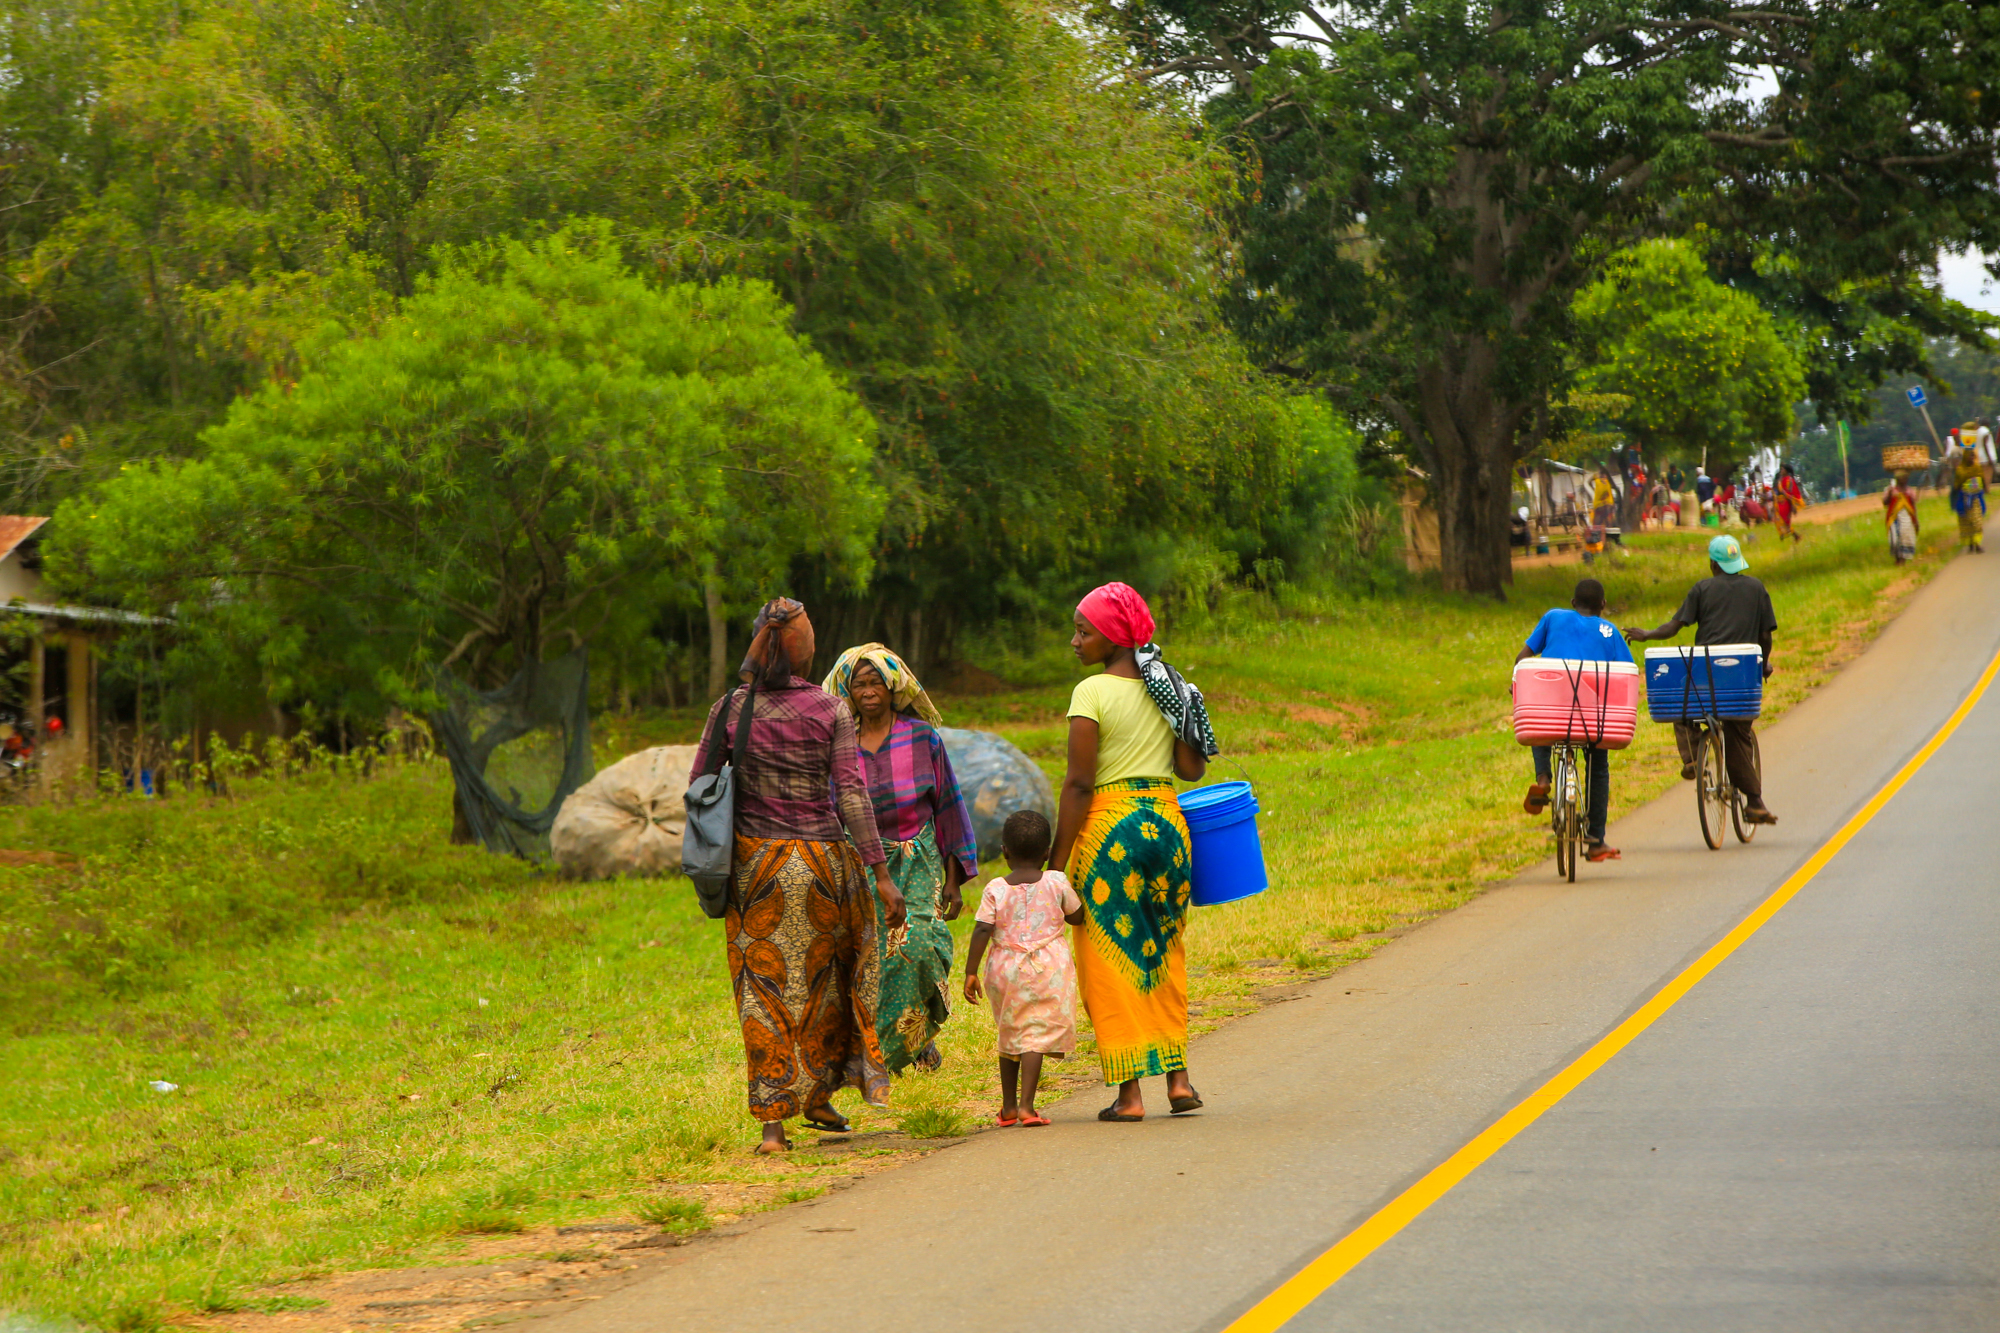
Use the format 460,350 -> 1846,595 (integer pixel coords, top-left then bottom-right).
1224,643 -> 2000,1333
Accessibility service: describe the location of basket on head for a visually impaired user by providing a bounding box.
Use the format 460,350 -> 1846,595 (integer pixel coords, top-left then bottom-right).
1880,442 -> 1931,474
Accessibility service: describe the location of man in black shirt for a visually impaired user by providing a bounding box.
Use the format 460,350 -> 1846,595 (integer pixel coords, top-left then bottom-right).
1623,533 -> 1779,824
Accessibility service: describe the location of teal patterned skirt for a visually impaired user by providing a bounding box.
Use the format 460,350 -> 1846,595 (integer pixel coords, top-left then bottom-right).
867,823 -> 956,1073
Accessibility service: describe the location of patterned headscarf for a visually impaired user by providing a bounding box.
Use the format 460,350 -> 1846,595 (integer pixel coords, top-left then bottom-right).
1076,582 -> 1156,649
740,597 -> 815,688
821,643 -> 944,727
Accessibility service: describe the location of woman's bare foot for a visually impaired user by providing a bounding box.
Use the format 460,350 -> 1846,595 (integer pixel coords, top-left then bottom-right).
756,1123 -> 792,1155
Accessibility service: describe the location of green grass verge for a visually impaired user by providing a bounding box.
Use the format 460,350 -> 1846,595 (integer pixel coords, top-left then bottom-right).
0,498 -> 1964,1324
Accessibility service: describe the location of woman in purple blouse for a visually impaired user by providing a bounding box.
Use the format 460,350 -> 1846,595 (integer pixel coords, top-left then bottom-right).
824,643 -> 979,1073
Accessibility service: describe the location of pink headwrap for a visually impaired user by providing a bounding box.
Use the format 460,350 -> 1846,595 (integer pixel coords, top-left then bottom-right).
1076,582 -> 1156,648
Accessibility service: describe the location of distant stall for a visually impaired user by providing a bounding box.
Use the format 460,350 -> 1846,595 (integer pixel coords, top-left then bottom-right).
0,517 -> 171,795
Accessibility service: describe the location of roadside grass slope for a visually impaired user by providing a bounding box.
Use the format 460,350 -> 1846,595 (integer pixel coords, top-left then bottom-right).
0,500 -> 1959,1325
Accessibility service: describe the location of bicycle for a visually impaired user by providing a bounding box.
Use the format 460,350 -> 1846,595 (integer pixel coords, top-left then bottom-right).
1547,740 -> 1586,882
1652,645 -> 1761,851
1684,712 -> 1757,850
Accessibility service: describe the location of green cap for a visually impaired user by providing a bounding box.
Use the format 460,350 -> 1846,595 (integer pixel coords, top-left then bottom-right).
1708,533 -> 1749,574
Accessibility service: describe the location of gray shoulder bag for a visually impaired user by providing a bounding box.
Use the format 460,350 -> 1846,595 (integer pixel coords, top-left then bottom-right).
683,681 -> 755,920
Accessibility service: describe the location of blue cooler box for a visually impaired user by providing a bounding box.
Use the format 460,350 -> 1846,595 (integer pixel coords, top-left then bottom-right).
1644,644 -> 1764,721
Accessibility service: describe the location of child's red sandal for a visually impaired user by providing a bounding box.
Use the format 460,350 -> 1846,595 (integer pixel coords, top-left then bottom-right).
994,1113 -> 1020,1127
1020,1112 -> 1051,1127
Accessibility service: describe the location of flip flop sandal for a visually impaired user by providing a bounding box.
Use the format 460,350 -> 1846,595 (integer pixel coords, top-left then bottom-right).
1585,845 -> 1621,862
1523,783 -> 1550,815
1743,808 -> 1779,825
1097,1106 -> 1144,1122
800,1112 -> 852,1133
1020,1113 -> 1051,1127
1169,1092 -> 1204,1115
994,1114 -> 1020,1128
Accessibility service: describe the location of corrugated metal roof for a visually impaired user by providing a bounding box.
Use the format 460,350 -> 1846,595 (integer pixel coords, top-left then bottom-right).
0,516 -> 48,563
6,601 -> 171,627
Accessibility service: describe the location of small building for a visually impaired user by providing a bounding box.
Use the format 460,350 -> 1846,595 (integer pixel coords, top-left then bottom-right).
0,516 -> 167,791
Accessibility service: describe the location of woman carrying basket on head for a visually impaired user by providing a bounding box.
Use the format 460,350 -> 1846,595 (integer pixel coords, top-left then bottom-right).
1048,582 -> 1218,1123
822,643 -> 979,1076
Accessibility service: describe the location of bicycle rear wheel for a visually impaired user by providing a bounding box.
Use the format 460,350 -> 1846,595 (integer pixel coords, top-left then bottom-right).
1555,748 -> 1581,881
1696,727 -> 1728,850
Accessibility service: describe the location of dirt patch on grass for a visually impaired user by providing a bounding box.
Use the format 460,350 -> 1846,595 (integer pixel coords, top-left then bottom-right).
189,1143 -> 946,1333
0,849 -> 78,868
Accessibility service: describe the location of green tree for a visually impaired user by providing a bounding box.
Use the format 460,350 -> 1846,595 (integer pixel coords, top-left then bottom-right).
1573,241 -> 1806,479
47,227 -> 883,712
431,0 -> 1309,658
1091,0 -> 2000,595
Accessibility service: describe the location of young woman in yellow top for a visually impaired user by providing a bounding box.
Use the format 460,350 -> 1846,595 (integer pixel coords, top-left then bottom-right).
1049,582 -> 1212,1121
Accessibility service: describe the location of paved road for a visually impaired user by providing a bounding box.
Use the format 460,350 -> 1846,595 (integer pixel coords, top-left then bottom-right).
530,550 -> 2000,1333
1295,628 -> 2000,1330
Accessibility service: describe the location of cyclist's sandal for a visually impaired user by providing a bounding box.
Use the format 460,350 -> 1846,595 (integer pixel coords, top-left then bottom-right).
1585,843 -> 1622,862
1742,806 -> 1779,825
1523,782 -> 1550,814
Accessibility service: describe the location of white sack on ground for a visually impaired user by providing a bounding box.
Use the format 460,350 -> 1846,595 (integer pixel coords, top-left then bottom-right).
551,745 -> 696,880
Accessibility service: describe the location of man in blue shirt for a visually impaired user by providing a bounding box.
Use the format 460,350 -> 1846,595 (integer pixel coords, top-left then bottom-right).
1518,577 -> 1630,861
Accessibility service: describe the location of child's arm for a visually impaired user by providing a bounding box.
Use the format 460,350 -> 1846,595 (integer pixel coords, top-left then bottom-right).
1059,876 -> 1085,926
963,922 -> 994,1002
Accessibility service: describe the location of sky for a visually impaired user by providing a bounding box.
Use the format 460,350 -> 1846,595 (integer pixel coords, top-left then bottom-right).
1938,250 -> 2000,317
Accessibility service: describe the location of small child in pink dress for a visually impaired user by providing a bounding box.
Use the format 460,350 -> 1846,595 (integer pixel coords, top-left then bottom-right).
963,809 -> 1084,1127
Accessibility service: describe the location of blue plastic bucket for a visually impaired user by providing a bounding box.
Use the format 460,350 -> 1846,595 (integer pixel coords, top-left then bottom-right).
1179,781 -> 1268,907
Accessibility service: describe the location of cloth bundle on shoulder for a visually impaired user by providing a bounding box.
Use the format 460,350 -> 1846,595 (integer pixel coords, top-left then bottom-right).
551,746 -> 696,880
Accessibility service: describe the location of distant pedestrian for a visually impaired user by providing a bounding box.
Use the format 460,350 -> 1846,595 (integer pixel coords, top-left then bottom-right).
1950,443 -> 1986,554
1774,464 -> 1807,543
1592,467 -> 1618,539
1052,581 -> 1215,1122
963,810 -> 1084,1128
1884,473 -> 1920,564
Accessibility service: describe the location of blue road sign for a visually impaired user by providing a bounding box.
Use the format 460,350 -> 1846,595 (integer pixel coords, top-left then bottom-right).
1907,385 -> 1928,408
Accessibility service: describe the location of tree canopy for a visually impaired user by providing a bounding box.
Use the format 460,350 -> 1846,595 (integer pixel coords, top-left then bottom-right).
48,228 -> 882,713
5,0 -> 1321,690
1574,240 -> 1806,476
1093,0 -> 2000,594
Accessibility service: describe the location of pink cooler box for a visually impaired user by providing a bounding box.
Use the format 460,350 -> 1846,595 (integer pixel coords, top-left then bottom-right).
1511,658 -> 1639,749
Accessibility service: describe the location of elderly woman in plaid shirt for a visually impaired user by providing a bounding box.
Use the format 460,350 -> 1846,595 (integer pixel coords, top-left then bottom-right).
823,644 -> 980,1076
693,599 -> 906,1155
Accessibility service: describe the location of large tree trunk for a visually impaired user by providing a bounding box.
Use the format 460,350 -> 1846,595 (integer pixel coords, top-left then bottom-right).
704,570 -> 728,699
1408,341 -> 1527,598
